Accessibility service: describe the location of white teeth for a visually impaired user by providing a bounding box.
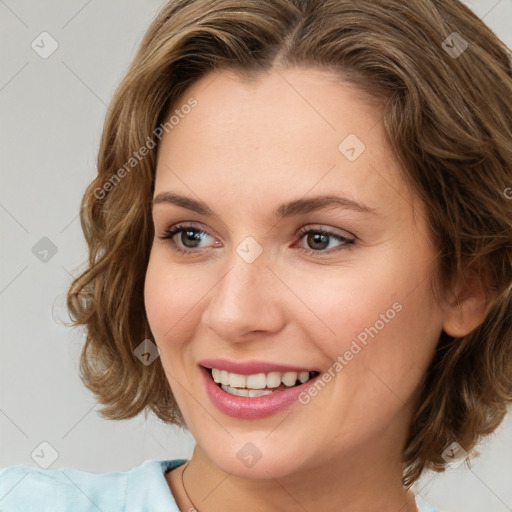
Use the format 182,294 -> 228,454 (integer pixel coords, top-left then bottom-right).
210,368 -> 315,391
220,384 -> 274,397
282,372 -> 298,387
266,371 -> 282,388
298,371 -> 310,383
229,372 -> 246,388
220,370 -> 229,385
245,373 -> 267,389
212,368 -> 221,383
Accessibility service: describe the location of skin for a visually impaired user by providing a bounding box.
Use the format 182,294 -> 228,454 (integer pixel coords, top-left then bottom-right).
143,66 -> 484,512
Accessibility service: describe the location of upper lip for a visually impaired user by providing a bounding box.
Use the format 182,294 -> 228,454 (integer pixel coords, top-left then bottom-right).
199,358 -> 318,375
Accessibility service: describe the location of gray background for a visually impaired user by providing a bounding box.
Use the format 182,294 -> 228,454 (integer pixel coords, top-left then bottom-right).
0,1 -> 511,511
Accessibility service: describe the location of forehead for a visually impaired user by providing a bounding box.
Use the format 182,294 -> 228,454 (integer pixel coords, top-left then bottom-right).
154,67 -> 417,222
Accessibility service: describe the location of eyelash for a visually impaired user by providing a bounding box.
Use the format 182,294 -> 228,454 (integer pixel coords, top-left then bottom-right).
157,222 -> 355,257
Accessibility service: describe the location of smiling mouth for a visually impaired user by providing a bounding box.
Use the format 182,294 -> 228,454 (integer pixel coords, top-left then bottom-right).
204,366 -> 321,397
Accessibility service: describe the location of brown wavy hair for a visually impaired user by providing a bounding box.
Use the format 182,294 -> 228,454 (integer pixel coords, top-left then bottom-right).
66,0 -> 512,486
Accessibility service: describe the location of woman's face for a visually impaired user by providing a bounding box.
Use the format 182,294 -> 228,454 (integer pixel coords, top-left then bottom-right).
144,67 -> 446,478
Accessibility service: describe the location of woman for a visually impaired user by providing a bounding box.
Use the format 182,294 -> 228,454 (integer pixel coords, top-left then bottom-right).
1,0 -> 511,511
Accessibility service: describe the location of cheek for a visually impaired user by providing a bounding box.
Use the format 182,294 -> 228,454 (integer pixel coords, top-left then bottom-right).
143,253 -> 205,350
291,261 -> 441,442
290,249 -> 441,393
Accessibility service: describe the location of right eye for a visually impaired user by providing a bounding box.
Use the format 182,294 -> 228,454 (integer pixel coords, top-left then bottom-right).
158,223 -> 219,254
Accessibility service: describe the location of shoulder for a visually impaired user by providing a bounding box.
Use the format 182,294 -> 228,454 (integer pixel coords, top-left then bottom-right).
0,459 -> 187,512
415,494 -> 445,512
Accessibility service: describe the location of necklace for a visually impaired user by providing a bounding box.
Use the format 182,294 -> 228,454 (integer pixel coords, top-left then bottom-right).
180,460 -> 419,512
181,461 -> 200,512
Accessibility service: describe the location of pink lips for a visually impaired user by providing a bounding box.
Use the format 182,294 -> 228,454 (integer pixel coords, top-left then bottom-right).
198,357 -> 316,375
199,361 -> 322,419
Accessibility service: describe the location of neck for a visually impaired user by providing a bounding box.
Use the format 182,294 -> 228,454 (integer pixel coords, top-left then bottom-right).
169,443 -> 419,512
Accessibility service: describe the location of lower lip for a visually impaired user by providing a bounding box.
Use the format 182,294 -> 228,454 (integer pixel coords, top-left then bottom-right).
200,365 -> 321,419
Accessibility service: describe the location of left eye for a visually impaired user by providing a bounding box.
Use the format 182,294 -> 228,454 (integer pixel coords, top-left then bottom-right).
295,226 -> 355,254
158,223 -> 355,256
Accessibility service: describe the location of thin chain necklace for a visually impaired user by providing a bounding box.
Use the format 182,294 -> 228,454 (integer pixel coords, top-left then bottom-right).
179,460 -> 419,512
181,461 -> 201,512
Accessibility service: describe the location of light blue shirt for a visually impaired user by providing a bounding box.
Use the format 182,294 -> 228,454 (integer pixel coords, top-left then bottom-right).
0,459 -> 440,511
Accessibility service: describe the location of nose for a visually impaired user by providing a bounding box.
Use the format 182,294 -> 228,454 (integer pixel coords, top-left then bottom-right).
201,250 -> 286,342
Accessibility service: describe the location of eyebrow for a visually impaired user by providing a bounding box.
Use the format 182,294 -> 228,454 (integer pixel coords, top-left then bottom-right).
152,192 -> 378,218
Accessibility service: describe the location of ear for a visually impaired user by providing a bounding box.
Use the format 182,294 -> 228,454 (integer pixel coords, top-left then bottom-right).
442,270 -> 496,338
